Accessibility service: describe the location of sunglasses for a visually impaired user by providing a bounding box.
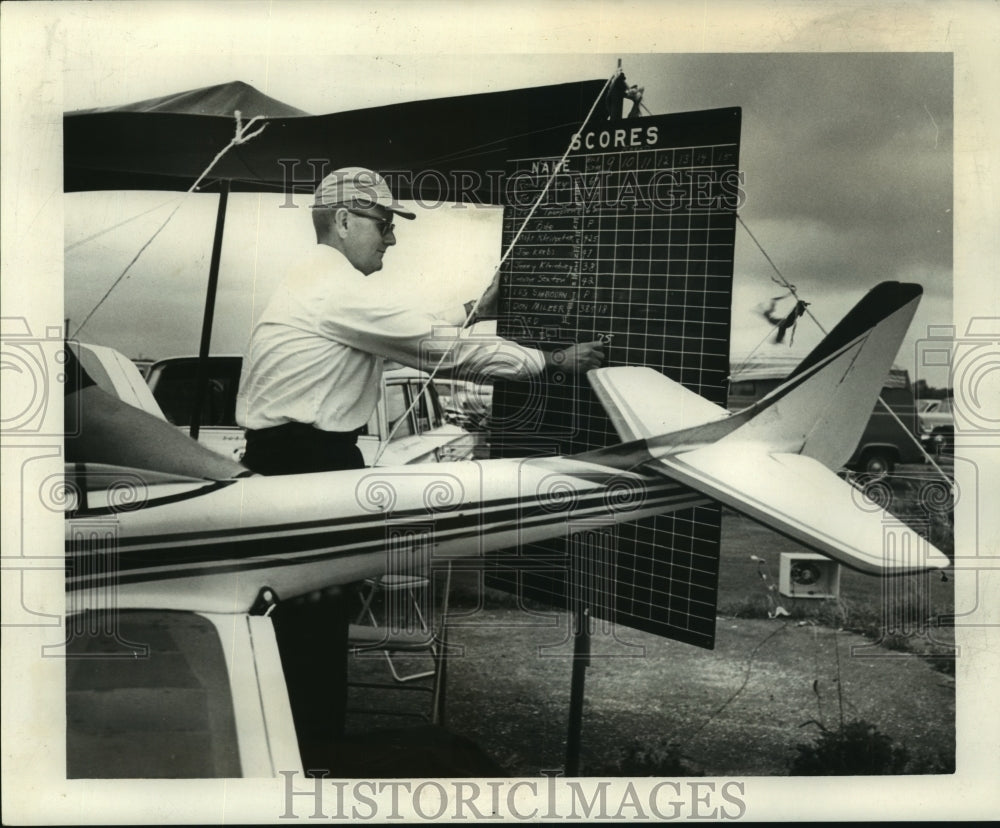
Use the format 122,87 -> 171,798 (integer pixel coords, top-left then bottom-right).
346,209 -> 395,238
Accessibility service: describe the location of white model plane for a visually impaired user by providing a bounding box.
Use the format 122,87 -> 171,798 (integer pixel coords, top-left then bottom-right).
66,281 -> 950,619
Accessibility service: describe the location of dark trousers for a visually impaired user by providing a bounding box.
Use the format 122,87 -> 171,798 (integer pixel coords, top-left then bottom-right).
243,422 -> 365,475
270,593 -> 352,772
243,422 -> 365,772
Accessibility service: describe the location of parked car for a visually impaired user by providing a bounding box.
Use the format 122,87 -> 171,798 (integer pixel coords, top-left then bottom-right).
917,398 -> 955,455
433,377 -> 493,430
728,357 -> 926,475
130,357 -> 155,379
144,355 -> 479,466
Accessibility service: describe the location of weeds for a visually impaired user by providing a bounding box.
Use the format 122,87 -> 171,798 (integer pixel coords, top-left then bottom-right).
790,719 -> 911,774
590,737 -> 701,777
719,589 -> 957,676
921,653 -> 957,677
789,719 -> 953,775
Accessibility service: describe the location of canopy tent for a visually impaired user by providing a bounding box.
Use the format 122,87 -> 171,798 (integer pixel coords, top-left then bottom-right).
68,80 -> 312,117
65,78 -> 608,197
64,77 -> 609,435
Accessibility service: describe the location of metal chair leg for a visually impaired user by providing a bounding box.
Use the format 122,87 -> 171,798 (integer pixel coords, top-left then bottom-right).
346,564 -> 453,723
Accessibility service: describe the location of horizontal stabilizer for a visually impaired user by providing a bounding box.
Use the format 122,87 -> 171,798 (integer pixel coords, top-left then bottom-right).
589,366 -> 729,442
653,445 -> 949,574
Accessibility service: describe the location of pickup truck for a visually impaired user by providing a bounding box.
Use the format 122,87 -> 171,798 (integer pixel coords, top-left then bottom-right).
144,355 -> 479,466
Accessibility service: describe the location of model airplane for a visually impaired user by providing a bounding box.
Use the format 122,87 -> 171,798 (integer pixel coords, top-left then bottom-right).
65,281 -> 950,616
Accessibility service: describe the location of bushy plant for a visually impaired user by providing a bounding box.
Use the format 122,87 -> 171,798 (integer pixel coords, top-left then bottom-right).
597,738 -> 699,776
789,720 -> 910,775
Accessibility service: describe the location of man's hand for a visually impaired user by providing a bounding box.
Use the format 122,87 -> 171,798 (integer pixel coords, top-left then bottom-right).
473,271 -> 502,319
546,341 -> 606,373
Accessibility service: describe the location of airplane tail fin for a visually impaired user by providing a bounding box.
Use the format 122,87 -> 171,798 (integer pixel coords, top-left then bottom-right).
588,281 -> 923,470
721,281 -> 922,468
581,282 -> 948,574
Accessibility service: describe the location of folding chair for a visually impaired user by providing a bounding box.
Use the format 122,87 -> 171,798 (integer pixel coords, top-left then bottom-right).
347,564 -> 452,724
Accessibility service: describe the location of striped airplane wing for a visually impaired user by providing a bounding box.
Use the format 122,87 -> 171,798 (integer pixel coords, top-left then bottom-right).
650,444 -> 949,574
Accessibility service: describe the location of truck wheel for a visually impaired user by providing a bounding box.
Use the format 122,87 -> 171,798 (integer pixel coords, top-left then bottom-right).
862,450 -> 894,476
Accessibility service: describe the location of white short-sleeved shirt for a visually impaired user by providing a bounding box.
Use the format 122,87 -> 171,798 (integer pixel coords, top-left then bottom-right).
236,245 -> 547,432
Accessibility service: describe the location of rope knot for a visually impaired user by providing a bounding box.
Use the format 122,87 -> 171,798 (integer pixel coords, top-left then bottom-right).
232,109 -> 268,146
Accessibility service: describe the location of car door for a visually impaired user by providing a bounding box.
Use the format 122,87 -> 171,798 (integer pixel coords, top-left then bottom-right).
362,375 -> 476,466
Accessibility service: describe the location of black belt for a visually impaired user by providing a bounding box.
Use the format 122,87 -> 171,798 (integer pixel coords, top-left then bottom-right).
245,422 -> 363,443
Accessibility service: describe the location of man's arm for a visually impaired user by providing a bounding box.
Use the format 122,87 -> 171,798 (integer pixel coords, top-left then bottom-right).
66,385 -> 249,479
542,342 -> 605,372
469,270 -> 501,320
462,273 -> 605,372
322,286 -> 604,379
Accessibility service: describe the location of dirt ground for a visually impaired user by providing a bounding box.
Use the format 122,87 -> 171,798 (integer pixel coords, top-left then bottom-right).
446,611 -> 954,776
346,598 -> 955,777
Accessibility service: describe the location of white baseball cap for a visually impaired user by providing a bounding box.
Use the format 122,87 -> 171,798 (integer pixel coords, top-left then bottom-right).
312,166 -> 416,219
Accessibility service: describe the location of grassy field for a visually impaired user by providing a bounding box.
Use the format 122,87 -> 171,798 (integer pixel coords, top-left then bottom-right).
716,462 -> 955,669
447,460 -> 956,663
346,460 -> 957,775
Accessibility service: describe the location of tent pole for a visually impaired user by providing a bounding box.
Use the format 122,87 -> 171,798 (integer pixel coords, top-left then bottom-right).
190,181 -> 229,440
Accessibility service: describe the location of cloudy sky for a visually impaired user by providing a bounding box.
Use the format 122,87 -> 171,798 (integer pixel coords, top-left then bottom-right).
59,38 -> 954,383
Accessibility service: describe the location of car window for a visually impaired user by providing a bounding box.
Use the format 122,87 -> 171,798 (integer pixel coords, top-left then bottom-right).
729,380 -> 756,397
66,611 -> 241,778
384,382 -> 415,438
408,380 -> 442,433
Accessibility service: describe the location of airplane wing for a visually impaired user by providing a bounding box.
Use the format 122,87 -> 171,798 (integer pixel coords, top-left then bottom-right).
647,445 -> 947,574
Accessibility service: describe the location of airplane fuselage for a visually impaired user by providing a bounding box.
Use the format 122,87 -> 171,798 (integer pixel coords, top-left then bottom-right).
65,457 -> 708,614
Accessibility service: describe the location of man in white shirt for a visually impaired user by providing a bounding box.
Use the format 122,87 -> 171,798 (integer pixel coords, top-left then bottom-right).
236,166 -> 604,475
235,166 -> 604,770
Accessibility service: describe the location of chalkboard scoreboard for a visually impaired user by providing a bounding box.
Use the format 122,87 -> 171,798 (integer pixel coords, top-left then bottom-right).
486,108 -> 741,649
